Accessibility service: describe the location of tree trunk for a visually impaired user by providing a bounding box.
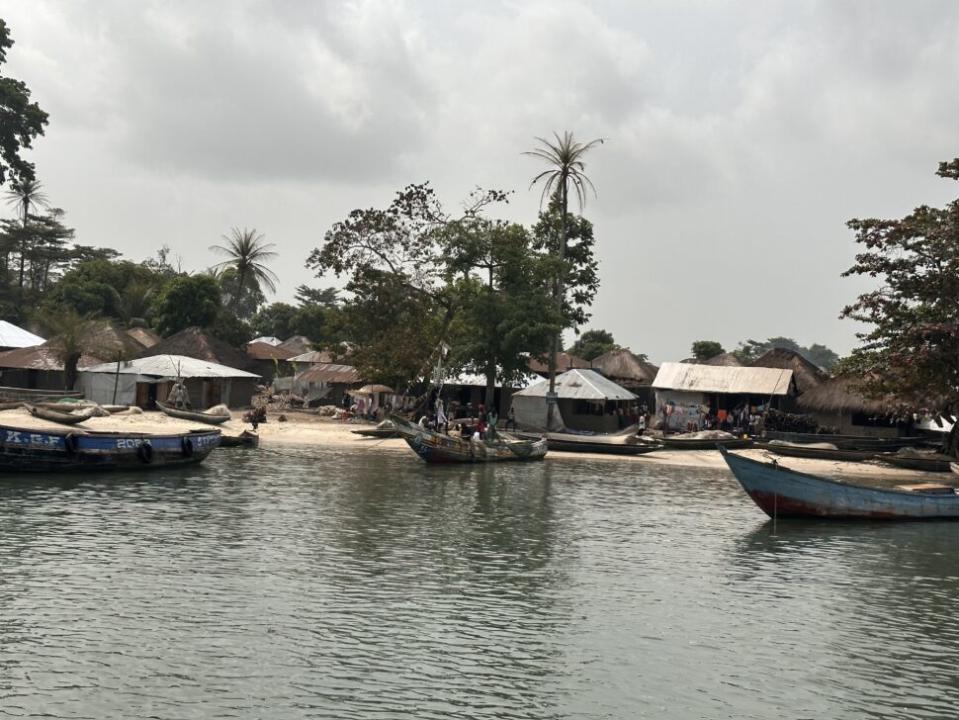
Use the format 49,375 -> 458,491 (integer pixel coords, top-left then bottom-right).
947,419 -> 959,458
545,180 -> 569,431
64,353 -> 81,391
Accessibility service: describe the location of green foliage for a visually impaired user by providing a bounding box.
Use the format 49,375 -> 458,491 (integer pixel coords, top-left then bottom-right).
251,302 -> 298,339
214,266 -> 265,319
840,157 -> 959,416
152,274 -> 222,336
46,257 -> 172,321
207,307 -> 252,347
0,20 -> 49,186
691,340 -> 725,362
570,329 -> 619,361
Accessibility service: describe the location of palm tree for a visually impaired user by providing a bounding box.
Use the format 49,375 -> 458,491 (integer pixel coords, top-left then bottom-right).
5,179 -> 49,290
524,131 -> 603,428
209,227 -> 278,317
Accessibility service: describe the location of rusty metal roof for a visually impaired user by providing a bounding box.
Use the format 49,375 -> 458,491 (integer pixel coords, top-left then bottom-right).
653,362 -> 793,395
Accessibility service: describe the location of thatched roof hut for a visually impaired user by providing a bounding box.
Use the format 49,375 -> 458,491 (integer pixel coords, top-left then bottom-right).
590,349 -> 659,389
527,352 -> 590,376
796,376 -> 896,416
703,352 -> 742,367
749,348 -> 827,395
138,326 -> 252,371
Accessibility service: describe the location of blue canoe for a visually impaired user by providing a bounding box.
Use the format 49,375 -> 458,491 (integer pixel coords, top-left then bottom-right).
0,423 -> 221,472
719,446 -> 959,520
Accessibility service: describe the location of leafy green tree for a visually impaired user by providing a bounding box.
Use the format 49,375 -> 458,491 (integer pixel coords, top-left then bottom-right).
210,227 -> 277,318
34,309 -> 122,390
526,131 -> 603,428
251,302 -> 298,339
208,307 -> 253,347
691,340 -> 725,362
0,20 -> 49,187
213,266 -> 265,320
840,157 -> 959,450
152,274 -> 221,336
570,329 -> 619,361
805,343 -> 839,371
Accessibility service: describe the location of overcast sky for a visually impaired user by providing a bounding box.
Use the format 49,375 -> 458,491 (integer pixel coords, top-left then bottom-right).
3,1 -> 958,362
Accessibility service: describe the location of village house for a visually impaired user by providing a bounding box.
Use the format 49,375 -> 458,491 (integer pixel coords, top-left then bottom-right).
590,348 -> 659,409
512,368 -> 637,432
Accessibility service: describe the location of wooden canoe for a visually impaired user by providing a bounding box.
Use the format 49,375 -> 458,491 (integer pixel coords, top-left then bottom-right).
720,446 -> 959,520
26,404 -> 99,426
879,452 -> 954,473
762,431 -> 928,451
755,441 -> 878,463
156,401 -> 231,425
515,431 -> 663,455
661,436 -> 753,450
391,415 -> 547,464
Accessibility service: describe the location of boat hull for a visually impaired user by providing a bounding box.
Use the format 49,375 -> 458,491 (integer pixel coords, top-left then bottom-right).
755,442 -> 877,463
391,416 -> 546,464
721,447 -> 959,520
763,431 -> 927,451
662,437 -> 753,451
156,401 -> 231,425
0,424 -> 221,472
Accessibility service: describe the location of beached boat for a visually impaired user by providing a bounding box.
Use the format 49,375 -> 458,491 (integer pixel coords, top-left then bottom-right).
156,401 -> 231,425
351,420 -> 398,439
756,440 -> 878,463
391,415 -> 547,464
26,404 -> 99,426
720,446 -> 959,519
516,429 -> 663,455
879,450 -> 954,473
762,431 -> 927,451
219,430 -> 259,448
0,423 -> 221,472
661,433 -> 753,450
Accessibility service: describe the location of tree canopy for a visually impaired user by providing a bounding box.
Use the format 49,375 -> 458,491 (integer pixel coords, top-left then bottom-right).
691,340 -> 725,362
0,20 -> 48,187
840,157 -> 959,421
569,329 -> 618,361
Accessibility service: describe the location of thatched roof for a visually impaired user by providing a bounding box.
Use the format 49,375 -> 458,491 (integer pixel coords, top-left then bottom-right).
528,352 -> 590,375
749,348 -> 827,395
86,320 -> 146,358
138,326 -> 252,371
796,376 -> 895,415
703,352 -> 743,367
590,348 -> 658,387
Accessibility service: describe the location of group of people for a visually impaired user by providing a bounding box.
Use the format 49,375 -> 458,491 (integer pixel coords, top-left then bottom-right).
697,406 -> 763,435
418,399 -> 516,442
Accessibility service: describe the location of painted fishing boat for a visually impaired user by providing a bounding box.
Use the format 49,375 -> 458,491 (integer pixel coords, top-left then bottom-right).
391,415 -> 547,464
0,423 -> 221,472
720,446 -> 959,520
879,451 -> 954,473
156,401 -> 231,425
661,435 -> 753,450
219,430 -> 259,448
755,440 -> 878,463
26,404 -> 100,426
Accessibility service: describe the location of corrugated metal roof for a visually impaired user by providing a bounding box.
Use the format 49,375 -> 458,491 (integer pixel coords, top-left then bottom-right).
246,341 -> 296,360
652,362 -> 793,395
289,350 -> 335,364
0,321 -> 44,348
82,354 -> 260,379
445,371 -> 539,389
295,363 -> 360,384
515,369 -> 637,401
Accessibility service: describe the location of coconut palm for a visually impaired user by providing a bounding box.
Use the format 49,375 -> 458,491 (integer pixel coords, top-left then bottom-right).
209,227 -> 278,317
524,131 -> 602,428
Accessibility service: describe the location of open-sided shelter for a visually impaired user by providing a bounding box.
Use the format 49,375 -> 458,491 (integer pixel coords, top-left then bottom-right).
795,376 -> 910,438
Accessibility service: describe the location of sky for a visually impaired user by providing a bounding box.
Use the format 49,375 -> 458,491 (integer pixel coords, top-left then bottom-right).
3,0 -> 959,362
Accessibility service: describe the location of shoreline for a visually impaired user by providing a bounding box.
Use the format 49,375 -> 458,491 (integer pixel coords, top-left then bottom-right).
0,407 -> 948,486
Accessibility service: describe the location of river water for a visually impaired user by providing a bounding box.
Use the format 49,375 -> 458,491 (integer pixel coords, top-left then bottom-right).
1,444 -> 958,719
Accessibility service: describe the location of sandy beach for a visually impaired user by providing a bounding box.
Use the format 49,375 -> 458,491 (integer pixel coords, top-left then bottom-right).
0,406 -> 950,487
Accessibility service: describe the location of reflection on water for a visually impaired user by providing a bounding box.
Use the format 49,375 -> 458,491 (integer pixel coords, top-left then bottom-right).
1,447 -> 958,719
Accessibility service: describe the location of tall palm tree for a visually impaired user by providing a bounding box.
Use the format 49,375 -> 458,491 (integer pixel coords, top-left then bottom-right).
525,131 -> 603,429
210,227 -> 278,316
5,179 -> 49,290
